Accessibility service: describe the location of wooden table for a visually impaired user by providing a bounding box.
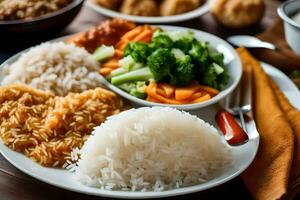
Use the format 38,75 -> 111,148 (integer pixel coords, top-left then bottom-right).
0,0 -> 282,199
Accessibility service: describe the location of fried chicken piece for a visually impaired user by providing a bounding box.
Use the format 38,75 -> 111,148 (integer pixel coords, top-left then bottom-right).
66,19 -> 136,53
0,84 -> 127,167
160,0 -> 203,16
92,0 -> 121,10
210,0 -> 265,28
120,0 -> 159,16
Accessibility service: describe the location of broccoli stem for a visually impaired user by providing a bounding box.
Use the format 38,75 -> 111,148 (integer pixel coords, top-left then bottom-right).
111,67 -> 153,85
107,68 -> 127,80
93,45 -> 114,62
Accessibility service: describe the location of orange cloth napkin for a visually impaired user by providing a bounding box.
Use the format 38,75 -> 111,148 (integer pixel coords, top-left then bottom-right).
237,48 -> 300,200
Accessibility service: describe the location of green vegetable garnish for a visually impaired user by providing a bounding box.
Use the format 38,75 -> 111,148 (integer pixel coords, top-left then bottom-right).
123,42 -> 152,64
93,45 -> 114,62
111,67 -> 154,85
290,70 -> 300,89
170,49 -> 195,86
118,81 -> 147,99
119,55 -> 143,72
147,48 -> 176,82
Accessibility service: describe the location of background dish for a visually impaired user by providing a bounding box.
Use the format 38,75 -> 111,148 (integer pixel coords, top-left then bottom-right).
86,0 -> 210,23
0,0 -> 84,37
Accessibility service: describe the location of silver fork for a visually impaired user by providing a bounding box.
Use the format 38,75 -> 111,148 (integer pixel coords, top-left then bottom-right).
215,66 -> 253,146
223,66 -> 252,132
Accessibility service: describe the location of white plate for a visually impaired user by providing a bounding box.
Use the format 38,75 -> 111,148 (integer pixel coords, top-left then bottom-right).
0,41 -> 298,198
86,0 -> 210,24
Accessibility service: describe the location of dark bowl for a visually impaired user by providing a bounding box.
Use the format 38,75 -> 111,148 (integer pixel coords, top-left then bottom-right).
0,0 -> 84,37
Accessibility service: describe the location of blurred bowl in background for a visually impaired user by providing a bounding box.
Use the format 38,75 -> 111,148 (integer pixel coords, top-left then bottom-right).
278,0 -> 300,54
0,0 -> 84,37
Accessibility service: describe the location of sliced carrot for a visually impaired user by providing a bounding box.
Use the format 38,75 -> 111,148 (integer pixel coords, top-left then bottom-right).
114,49 -> 123,58
146,83 -> 187,104
157,88 -> 167,97
175,82 -> 201,101
102,58 -> 120,69
188,92 -> 203,100
121,26 -> 145,41
198,85 -> 219,96
146,96 -> 162,103
116,39 -> 129,50
158,83 -> 175,98
191,94 -> 211,103
133,30 -> 153,43
99,68 -> 113,76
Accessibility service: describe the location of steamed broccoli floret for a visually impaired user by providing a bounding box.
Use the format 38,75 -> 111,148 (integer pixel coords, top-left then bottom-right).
147,48 -> 176,82
111,67 -> 154,85
118,81 -> 147,99
118,55 -> 143,72
167,30 -> 194,42
123,42 -> 152,64
151,30 -> 174,49
168,30 -> 194,53
170,49 -> 194,86
201,63 -> 228,90
189,40 -> 210,64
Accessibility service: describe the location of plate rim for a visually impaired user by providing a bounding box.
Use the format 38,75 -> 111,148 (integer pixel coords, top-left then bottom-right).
86,0 -> 210,24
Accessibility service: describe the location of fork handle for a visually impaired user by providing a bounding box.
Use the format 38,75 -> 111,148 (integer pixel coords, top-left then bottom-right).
216,110 -> 249,145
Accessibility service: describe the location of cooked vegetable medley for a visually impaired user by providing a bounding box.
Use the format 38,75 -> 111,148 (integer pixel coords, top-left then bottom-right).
93,27 -> 229,104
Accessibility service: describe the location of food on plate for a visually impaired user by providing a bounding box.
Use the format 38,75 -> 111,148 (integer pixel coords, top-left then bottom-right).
0,84 -> 126,167
90,0 -> 206,17
120,0 -> 159,16
91,0 -> 121,10
160,0 -> 204,16
210,0 -> 265,28
66,19 -> 136,53
81,23 -> 228,104
72,107 -> 232,191
0,0 -> 73,21
1,42 -> 104,96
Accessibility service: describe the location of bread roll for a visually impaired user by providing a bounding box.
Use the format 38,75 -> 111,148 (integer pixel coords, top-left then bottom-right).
210,0 -> 265,28
160,0 -> 203,16
120,0 -> 159,16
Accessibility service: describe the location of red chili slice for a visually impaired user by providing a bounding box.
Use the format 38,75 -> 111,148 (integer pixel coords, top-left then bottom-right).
215,110 -> 249,145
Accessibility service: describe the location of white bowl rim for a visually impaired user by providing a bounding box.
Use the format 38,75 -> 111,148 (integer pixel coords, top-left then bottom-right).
278,0 -> 300,29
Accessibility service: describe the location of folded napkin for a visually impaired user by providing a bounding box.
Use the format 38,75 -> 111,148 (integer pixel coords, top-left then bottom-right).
248,18 -> 300,73
237,48 -> 300,200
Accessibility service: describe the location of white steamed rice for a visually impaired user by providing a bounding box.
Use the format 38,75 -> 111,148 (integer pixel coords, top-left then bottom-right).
72,107 -> 232,192
1,42 -> 103,96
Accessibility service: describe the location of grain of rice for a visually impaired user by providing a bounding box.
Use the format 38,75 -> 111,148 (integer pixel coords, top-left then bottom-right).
0,84 -> 127,167
1,42 -> 104,96
72,107 -> 232,191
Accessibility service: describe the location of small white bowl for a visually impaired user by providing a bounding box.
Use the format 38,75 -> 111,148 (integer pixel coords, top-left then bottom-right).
278,0 -> 300,54
101,26 -> 242,111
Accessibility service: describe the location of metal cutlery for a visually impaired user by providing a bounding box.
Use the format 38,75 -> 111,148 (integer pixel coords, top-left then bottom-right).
227,35 -> 276,50
216,63 -> 253,145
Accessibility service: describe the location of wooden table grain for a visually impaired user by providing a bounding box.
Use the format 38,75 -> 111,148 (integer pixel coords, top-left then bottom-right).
0,0 -> 281,199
